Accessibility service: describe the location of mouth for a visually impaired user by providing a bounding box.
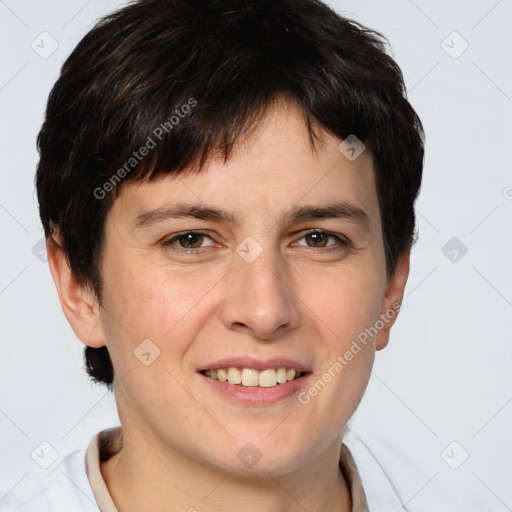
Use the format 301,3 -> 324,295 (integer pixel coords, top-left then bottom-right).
199,367 -> 311,388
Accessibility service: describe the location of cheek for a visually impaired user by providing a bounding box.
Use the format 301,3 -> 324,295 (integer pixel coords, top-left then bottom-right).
292,266 -> 382,410
98,266 -> 208,398
303,264 -> 385,345
100,260 -> 221,355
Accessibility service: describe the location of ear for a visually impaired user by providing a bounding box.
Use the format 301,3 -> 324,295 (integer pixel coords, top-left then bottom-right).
46,233 -> 106,348
375,250 -> 410,351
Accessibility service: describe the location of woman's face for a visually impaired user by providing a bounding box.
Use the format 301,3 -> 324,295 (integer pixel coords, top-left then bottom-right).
92,101 -> 408,475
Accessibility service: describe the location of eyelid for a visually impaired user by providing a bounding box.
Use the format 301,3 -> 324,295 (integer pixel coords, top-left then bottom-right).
162,230 -> 216,251
294,228 -> 350,248
162,229 -> 350,252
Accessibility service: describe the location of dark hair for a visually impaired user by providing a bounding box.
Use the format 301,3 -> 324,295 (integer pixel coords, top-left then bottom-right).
36,0 -> 424,389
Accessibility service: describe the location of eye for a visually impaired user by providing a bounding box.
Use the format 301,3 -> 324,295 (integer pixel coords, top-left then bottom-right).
161,229 -> 350,254
295,230 -> 350,249
162,231 -> 215,251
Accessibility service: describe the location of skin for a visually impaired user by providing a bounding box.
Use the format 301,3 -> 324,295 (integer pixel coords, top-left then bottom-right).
47,100 -> 409,512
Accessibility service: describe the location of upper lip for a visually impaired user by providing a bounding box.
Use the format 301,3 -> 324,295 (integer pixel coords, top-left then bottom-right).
198,357 -> 312,373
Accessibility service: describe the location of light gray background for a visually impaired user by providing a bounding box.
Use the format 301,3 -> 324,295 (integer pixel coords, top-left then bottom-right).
1,0 -> 511,510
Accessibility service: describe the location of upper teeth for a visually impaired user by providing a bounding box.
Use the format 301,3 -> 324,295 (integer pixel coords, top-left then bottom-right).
203,367 -> 303,387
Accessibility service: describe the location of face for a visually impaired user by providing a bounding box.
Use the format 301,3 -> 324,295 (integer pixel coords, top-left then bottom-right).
64,101 -> 408,476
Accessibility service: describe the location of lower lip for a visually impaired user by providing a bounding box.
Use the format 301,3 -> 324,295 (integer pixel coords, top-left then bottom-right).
198,372 -> 312,406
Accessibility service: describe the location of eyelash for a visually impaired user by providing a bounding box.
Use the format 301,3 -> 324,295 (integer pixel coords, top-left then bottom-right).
161,229 -> 350,254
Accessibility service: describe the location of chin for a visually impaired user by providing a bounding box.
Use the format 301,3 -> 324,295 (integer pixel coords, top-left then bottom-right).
205,436 -> 308,477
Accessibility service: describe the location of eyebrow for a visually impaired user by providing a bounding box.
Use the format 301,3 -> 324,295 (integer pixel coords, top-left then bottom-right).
134,201 -> 372,233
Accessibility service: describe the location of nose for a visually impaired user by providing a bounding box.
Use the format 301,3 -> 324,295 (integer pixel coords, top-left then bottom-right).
220,245 -> 301,340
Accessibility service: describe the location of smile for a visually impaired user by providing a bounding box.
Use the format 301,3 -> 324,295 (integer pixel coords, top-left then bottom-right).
200,367 -> 307,388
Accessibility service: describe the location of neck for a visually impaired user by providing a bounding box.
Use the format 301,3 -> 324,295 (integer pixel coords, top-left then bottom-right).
100,426 -> 352,512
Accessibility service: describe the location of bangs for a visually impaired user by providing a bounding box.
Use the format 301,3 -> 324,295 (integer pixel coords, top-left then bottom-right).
50,0 -> 392,205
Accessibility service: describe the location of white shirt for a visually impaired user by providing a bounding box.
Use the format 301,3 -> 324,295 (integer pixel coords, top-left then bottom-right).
0,427 -> 404,511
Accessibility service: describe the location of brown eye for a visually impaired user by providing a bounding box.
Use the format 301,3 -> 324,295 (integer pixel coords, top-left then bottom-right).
305,231 -> 329,247
297,230 -> 349,249
162,231 -> 214,251
175,232 -> 205,249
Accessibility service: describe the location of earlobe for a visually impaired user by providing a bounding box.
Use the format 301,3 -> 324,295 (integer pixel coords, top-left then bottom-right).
46,233 -> 106,349
375,250 -> 410,351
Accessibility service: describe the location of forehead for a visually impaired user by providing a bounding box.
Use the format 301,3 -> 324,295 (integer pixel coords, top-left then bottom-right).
111,102 -> 380,232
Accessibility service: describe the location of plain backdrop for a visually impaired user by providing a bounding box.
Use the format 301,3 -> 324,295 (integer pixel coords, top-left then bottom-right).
0,0 -> 511,510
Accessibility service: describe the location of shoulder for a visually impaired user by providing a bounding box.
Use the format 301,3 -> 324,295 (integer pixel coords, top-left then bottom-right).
0,449 -> 99,512
343,428 -> 405,512
0,492 -> 49,512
